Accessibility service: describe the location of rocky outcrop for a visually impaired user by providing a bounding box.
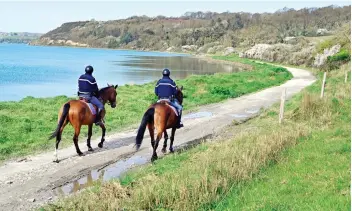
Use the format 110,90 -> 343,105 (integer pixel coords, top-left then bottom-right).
316,28 -> 329,36
181,45 -> 198,52
223,47 -> 236,56
166,46 -> 178,52
30,37 -> 89,47
313,44 -> 341,67
240,44 -> 272,60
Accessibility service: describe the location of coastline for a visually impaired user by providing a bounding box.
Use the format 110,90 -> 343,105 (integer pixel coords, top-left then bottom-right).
0,43 -> 246,102
28,42 -> 191,56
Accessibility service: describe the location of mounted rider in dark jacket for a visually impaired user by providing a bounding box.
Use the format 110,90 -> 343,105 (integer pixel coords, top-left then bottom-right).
155,68 -> 183,128
78,65 -> 104,126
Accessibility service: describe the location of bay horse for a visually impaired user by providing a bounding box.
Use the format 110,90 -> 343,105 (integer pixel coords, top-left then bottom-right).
49,84 -> 118,162
135,86 -> 183,161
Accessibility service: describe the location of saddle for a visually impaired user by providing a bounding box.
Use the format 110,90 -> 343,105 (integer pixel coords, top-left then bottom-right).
157,99 -> 179,116
79,97 -> 97,116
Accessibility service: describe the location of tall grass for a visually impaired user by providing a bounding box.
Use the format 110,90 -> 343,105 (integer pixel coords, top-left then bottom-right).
43,62 -> 350,210
0,57 -> 292,161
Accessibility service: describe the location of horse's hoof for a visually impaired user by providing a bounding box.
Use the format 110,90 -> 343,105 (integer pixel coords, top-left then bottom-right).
53,159 -> 59,163
135,144 -> 141,151
151,155 -> 158,162
161,148 -> 167,153
88,147 -> 94,152
78,152 -> 84,156
169,148 -> 175,153
98,143 -> 103,148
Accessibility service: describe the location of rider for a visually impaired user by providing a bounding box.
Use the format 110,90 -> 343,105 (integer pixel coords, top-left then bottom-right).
78,65 -> 104,126
155,68 -> 183,128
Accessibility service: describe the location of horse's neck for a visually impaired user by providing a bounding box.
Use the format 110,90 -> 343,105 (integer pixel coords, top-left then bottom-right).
99,92 -> 108,105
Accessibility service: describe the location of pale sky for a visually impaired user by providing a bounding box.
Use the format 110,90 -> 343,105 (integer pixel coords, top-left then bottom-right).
0,0 -> 350,33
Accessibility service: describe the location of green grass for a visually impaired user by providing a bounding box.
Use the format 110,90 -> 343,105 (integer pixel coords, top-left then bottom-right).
0,56 -> 292,161
42,61 -> 350,210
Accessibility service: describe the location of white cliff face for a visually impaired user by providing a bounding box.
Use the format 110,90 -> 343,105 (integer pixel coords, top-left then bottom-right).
313,45 -> 341,67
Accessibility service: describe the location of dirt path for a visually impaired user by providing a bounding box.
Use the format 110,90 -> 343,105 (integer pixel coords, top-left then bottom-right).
0,66 -> 316,211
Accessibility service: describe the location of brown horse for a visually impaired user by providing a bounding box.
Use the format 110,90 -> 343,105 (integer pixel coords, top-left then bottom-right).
49,84 -> 118,162
136,86 -> 183,161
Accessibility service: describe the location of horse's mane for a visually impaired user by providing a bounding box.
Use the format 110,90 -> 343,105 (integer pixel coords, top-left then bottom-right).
99,86 -> 112,94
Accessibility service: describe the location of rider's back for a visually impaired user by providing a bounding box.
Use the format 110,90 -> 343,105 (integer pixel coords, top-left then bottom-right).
155,76 -> 176,99
78,73 -> 98,94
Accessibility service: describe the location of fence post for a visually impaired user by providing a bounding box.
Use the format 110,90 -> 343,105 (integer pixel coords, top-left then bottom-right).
279,88 -> 286,124
320,72 -> 327,98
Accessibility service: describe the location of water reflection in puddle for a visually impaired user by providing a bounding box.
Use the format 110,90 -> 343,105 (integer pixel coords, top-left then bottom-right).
184,111 -> 212,119
245,108 -> 260,114
230,114 -> 249,119
55,156 -> 148,196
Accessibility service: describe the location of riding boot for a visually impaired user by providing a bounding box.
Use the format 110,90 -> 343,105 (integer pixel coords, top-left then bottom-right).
95,109 -> 103,126
177,111 -> 184,129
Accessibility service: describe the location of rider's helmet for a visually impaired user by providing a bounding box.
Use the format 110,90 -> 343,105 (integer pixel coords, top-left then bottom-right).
162,68 -> 170,76
85,65 -> 94,74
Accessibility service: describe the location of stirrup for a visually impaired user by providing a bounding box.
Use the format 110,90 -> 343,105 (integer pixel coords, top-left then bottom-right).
177,122 -> 184,129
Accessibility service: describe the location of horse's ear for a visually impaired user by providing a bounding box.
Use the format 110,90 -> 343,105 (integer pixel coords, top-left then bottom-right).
180,85 -> 183,91
114,84 -> 118,89
107,83 -> 111,87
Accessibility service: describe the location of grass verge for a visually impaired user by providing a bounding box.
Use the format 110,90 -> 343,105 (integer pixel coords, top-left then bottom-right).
0,56 -> 291,161
42,61 -> 350,210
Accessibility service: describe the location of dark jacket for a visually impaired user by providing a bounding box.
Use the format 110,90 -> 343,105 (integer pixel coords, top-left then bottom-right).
78,73 -> 99,96
155,76 -> 177,99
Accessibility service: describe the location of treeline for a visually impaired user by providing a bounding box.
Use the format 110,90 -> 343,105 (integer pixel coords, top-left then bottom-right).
32,5 -> 351,51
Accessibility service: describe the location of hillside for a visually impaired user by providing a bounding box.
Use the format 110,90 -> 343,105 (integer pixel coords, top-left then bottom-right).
31,5 -> 350,55
0,32 -> 42,44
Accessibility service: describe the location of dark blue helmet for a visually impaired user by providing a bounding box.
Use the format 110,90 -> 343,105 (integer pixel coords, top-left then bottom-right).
85,65 -> 94,74
162,68 -> 170,76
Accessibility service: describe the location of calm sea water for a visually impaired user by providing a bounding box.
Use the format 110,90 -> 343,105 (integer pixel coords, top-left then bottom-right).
0,44 -> 242,101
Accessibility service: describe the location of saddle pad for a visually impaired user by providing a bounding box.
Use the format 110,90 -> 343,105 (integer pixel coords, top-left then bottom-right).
168,105 -> 179,116
86,103 -> 97,115
157,99 -> 178,116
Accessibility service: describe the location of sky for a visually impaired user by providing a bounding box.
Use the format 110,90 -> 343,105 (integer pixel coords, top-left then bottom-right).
0,0 -> 350,33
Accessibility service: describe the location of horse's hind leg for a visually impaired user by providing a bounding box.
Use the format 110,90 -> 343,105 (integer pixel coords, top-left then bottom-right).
152,130 -> 163,162
162,130 -> 168,153
87,124 -> 93,152
148,123 -> 155,148
98,123 -> 106,148
169,128 -> 177,153
54,120 -> 68,163
73,125 -> 83,156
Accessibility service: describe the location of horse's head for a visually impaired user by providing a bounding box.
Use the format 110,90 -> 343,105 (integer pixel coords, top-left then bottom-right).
99,83 -> 118,108
175,86 -> 184,105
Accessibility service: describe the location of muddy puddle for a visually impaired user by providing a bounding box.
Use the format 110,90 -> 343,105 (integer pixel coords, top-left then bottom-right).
54,155 -> 148,196
244,108 -> 260,114
184,111 -> 212,119
230,114 -> 249,119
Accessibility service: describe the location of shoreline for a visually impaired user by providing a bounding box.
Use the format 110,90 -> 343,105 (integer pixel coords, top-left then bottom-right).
28,42 -> 191,55
0,45 -> 245,102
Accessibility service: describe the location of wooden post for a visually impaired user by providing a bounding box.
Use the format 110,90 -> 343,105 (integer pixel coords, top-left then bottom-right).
345,69 -> 348,83
279,88 -> 286,124
320,72 -> 327,98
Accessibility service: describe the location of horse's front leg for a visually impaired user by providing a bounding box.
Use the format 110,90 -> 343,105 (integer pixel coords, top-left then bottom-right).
87,124 -> 94,151
162,130 -> 168,153
73,125 -> 83,156
98,123 -> 106,148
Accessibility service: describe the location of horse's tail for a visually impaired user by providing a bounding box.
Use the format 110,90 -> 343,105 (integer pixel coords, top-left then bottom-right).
49,103 -> 70,140
136,107 -> 155,149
